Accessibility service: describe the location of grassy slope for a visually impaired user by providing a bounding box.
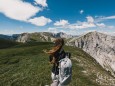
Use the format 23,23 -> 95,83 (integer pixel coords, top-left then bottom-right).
0,39 -> 19,49
29,32 -> 53,42
0,42 -> 114,86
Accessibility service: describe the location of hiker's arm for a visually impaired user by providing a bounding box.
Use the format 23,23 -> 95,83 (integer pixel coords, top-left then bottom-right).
43,49 -> 48,53
43,49 -> 53,54
43,46 -> 61,55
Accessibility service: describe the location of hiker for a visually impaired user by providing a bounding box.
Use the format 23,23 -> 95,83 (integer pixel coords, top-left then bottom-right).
43,38 -> 72,86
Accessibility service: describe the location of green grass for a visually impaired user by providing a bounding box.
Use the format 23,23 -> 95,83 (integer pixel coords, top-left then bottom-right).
0,42 -> 114,86
0,39 -> 19,49
29,32 -> 53,42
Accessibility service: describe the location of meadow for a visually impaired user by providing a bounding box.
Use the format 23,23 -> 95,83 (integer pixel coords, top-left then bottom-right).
0,42 -> 113,86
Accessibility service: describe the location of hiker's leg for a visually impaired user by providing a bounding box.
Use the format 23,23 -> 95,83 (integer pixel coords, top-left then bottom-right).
51,72 -> 59,81
51,81 -> 59,86
51,72 -> 59,86
58,83 -> 68,86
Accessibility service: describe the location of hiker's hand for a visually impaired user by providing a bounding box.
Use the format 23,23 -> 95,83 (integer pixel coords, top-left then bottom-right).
43,49 -> 47,53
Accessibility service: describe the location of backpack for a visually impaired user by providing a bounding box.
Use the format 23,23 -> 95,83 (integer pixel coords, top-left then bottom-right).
58,52 -> 72,85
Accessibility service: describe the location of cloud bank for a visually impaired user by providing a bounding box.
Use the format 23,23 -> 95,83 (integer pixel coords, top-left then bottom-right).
54,20 -> 69,26
0,0 -> 51,26
53,16 -> 115,30
28,16 -> 52,26
34,0 -> 47,7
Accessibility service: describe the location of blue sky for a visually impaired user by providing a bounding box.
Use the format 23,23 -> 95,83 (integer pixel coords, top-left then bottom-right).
0,0 -> 115,35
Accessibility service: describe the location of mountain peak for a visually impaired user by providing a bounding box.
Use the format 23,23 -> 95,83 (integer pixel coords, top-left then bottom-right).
67,31 -> 115,77
86,31 -> 111,37
86,31 -> 103,35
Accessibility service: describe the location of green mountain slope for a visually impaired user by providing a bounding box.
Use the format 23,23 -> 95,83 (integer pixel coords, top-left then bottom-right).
0,42 -> 114,86
0,39 -> 19,49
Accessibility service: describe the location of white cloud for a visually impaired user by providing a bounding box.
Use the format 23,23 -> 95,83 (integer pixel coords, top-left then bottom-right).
95,15 -> 115,22
54,20 -> 69,26
54,16 -> 115,30
80,10 -> 84,14
96,22 -> 115,29
28,16 -> 52,26
48,27 -> 58,33
34,0 -> 47,7
50,15 -> 115,35
60,30 -> 66,33
0,0 -> 41,21
0,0 -> 51,26
107,26 -> 115,29
70,16 -> 95,29
86,16 -> 94,23
101,16 -> 115,20
67,22 -> 96,30
60,16 -> 96,29
96,23 -> 106,28
0,29 -> 16,34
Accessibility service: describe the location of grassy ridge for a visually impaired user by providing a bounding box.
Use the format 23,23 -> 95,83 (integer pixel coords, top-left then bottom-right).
0,42 -> 52,86
0,39 -> 19,49
0,42 -> 114,86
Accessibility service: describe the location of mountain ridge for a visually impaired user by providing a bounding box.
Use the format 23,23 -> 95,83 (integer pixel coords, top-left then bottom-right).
67,31 -> 115,77
0,32 -> 74,43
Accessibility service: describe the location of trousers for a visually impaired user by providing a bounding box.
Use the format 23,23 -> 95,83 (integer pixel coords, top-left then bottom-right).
51,73 -> 67,86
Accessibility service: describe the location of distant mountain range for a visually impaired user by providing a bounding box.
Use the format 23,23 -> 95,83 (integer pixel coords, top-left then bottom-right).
0,34 -> 20,40
16,32 -> 74,43
0,32 -> 74,43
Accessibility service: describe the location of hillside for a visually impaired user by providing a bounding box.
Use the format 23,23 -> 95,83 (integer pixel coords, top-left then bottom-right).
16,32 -> 73,43
67,31 -> 115,77
0,34 -> 12,40
0,42 -> 115,86
0,32 -> 74,44
0,39 -> 19,49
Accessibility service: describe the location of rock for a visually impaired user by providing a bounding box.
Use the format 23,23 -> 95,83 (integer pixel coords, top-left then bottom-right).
67,31 -> 115,77
16,33 -> 30,43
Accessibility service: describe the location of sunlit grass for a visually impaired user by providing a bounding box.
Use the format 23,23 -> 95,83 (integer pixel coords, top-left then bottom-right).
0,42 -> 113,86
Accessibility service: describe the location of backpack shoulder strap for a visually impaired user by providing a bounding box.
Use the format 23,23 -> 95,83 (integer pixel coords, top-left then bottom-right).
65,52 -> 71,59
58,48 -> 66,62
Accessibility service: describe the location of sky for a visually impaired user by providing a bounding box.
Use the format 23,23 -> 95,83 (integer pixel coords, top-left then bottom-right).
0,0 -> 115,35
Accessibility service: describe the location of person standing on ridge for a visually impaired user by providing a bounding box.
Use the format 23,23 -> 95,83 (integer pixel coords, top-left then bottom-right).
43,38 -> 72,86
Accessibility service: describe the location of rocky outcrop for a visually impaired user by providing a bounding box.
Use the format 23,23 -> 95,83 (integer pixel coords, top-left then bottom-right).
67,31 -> 115,77
16,33 -> 30,43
